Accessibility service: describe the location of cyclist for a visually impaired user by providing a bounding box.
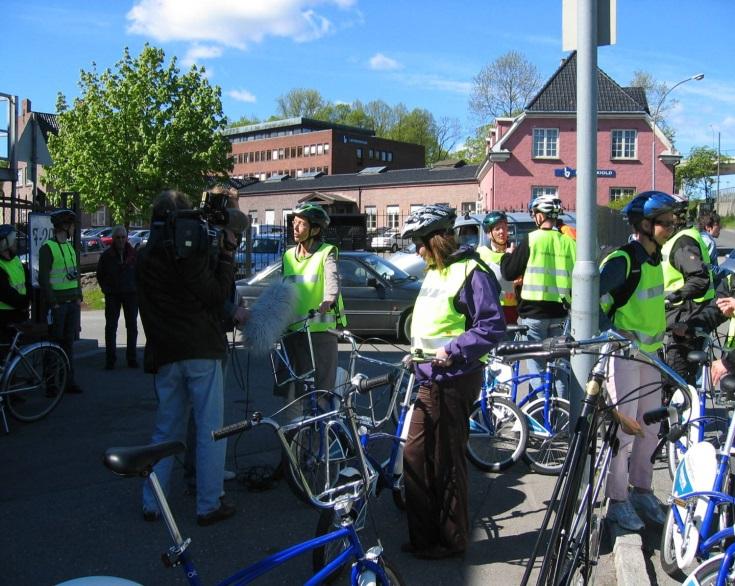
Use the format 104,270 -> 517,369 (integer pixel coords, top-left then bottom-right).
0,224 -> 30,345
500,194 -> 576,398
698,210 -> 722,276
400,204 -> 506,560
38,209 -> 83,394
662,194 -> 716,385
477,211 -> 519,324
599,191 -> 678,531
280,203 -> 346,420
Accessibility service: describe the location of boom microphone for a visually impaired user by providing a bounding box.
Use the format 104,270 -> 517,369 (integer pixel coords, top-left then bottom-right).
241,280 -> 296,355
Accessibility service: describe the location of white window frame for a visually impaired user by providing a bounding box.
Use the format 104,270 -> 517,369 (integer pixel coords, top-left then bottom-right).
611,129 -> 637,160
264,209 -> 275,225
386,205 -> 400,230
609,187 -> 636,202
531,186 -> 559,199
93,205 -> 106,226
461,202 -> 476,215
532,128 -> 559,158
365,206 -> 377,231
282,208 -> 292,223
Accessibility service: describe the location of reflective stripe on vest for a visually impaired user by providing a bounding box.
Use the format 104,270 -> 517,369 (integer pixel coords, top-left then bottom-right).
44,240 -> 78,291
0,257 -> 26,310
661,226 -> 715,304
411,258 -> 488,364
282,243 -> 347,332
600,248 -> 666,352
520,229 -> 576,303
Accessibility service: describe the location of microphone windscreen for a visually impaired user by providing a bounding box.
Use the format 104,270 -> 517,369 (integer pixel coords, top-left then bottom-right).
225,209 -> 249,234
241,280 -> 296,355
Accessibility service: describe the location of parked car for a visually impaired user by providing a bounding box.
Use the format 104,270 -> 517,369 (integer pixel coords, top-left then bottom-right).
81,227 -> 108,239
79,237 -> 106,273
234,235 -> 287,278
370,228 -> 406,253
236,251 -> 420,341
128,229 -> 150,248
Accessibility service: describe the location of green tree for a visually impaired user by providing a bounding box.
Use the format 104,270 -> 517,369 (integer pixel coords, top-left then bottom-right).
276,88 -> 326,118
630,70 -> 676,144
676,146 -> 722,198
46,45 -> 231,225
454,124 -> 493,164
469,51 -> 541,123
227,114 -> 260,128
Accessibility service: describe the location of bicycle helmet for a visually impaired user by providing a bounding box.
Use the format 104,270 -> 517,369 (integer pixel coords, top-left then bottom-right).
0,224 -> 16,252
529,195 -> 562,218
400,204 -> 456,239
622,191 -> 678,220
482,211 -> 508,232
293,202 -> 330,229
50,208 -> 76,227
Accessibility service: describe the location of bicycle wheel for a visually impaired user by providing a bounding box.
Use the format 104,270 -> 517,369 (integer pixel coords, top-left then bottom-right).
374,557 -> 406,586
660,508 -> 688,581
5,344 -> 68,422
667,386 -> 694,479
521,397 -> 571,475
467,395 -> 528,472
682,552 -> 731,586
312,503 -> 368,583
284,421 -> 354,504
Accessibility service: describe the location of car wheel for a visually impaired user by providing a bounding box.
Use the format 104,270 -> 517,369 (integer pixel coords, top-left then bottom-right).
400,310 -> 412,343
390,243 -> 398,253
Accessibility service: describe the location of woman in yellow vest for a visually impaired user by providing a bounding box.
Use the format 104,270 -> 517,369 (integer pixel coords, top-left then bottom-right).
399,204 -> 506,559
476,211 -> 519,324
0,224 -> 30,344
599,191 -> 678,531
280,203 -> 346,419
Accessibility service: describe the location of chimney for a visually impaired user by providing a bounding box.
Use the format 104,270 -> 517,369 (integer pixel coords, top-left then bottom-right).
22,99 -> 32,115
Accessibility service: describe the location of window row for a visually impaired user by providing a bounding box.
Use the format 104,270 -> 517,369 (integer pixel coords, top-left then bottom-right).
233,143 -> 330,165
532,185 -> 638,203
243,167 -> 329,181
230,126 -> 322,143
357,148 -> 394,162
533,128 -> 638,160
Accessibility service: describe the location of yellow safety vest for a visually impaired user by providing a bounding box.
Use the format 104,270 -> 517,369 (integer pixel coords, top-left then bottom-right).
520,229 -> 576,303
0,256 -> 26,310
661,226 -> 715,304
477,245 -> 517,307
282,242 -> 346,332
43,239 -> 78,291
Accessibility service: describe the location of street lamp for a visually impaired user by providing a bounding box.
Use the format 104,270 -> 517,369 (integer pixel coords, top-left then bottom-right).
651,73 -> 704,190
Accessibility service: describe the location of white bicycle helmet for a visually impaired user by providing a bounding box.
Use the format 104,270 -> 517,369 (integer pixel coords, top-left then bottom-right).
529,195 -> 562,218
400,204 -> 456,240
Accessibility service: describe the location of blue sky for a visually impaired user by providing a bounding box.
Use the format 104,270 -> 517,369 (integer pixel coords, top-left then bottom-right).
2,0 -> 734,187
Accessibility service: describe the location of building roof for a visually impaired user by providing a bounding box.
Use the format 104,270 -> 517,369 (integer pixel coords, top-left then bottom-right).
525,52 -> 648,114
223,116 -> 375,139
30,111 -> 59,142
236,164 -> 479,196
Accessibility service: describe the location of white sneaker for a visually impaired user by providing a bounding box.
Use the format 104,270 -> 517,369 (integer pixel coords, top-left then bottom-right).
629,489 -> 666,525
224,469 -> 237,481
607,499 -> 645,531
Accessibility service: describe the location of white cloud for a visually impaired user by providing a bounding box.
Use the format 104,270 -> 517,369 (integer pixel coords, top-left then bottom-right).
227,89 -> 257,103
182,44 -> 223,67
397,73 -> 472,95
369,53 -> 402,71
126,0 -> 356,49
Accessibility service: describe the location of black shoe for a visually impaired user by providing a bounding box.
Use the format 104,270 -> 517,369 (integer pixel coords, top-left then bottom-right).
66,383 -> 83,394
142,509 -> 160,522
197,497 -> 236,527
128,359 -> 139,368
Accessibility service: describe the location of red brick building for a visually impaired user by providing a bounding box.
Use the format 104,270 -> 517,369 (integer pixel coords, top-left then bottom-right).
225,117 -> 425,181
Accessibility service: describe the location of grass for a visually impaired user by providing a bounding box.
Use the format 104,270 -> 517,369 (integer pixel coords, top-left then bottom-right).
81,284 -> 105,311
721,215 -> 735,229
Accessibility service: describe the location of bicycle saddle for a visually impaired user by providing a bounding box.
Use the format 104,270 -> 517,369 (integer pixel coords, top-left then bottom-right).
686,350 -> 708,365
721,375 -> 735,401
104,441 -> 185,477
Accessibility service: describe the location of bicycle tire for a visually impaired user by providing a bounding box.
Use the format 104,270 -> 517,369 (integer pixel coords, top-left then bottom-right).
5,344 -> 68,422
681,552 -> 729,586
312,503 -> 368,583
391,477 -> 405,510
467,395 -> 528,472
660,508 -> 688,581
521,397 -> 571,475
284,421 -> 354,505
375,557 -> 406,586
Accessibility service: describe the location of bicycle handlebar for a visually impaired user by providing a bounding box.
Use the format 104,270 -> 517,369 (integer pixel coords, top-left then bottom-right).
353,371 -> 397,395
212,412 -> 263,441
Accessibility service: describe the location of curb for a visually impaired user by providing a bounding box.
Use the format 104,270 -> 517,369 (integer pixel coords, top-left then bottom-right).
611,525 -> 648,586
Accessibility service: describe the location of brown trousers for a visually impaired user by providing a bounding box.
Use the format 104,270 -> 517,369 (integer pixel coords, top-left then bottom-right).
403,370 -> 481,551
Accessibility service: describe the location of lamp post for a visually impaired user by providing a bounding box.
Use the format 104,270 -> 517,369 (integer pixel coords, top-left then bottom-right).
651,73 -> 704,190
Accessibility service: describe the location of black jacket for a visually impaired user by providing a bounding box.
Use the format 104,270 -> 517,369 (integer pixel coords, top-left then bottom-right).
96,243 -> 137,296
136,242 -> 235,373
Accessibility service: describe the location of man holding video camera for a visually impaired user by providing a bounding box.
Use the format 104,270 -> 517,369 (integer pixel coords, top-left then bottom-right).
137,189 -> 246,527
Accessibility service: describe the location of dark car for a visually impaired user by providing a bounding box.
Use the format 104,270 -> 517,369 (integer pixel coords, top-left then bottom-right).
236,251 -> 420,341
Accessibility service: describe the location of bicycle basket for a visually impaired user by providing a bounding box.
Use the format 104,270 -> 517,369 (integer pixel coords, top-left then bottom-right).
271,328 -> 316,387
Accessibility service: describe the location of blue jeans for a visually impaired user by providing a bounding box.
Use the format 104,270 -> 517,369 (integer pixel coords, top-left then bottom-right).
519,316 -> 569,399
142,359 -> 225,516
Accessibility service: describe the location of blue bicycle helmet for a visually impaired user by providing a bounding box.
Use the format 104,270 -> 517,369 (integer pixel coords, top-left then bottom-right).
482,211 -> 508,232
622,191 -> 678,220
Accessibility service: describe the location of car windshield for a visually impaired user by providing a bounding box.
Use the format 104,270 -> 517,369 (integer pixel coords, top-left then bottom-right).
359,254 -> 410,281
246,261 -> 282,285
252,239 -> 281,254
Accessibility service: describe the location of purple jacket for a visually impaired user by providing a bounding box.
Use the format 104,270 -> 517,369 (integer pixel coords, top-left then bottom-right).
414,249 -> 507,385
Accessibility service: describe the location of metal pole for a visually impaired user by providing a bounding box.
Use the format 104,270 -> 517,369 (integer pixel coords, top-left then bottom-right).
9,95 -> 17,226
717,131 -> 721,200
569,0 -> 599,426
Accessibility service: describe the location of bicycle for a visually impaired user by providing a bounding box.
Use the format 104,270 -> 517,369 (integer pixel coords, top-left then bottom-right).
67,373 -> 405,586
0,322 -> 69,434
477,324 -> 568,474
515,330 -> 691,586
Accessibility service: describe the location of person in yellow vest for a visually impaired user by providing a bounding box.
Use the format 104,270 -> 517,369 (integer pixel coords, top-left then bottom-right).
662,194 -> 716,385
477,211 -> 519,325
0,225 -> 30,345
599,191 -> 678,531
280,202 -> 346,419
399,204 -> 506,559
500,194 -> 576,398
38,209 -> 83,394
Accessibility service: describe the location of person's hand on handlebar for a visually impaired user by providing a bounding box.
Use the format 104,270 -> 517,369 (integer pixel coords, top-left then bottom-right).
711,359 -> 730,386
432,347 -> 453,367
318,300 -> 333,314
716,297 -> 735,318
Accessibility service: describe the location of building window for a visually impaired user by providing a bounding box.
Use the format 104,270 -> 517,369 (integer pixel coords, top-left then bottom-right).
386,205 -> 400,230
254,151 -> 261,162
369,149 -> 374,159
461,202 -> 476,215
387,151 -> 393,162
611,129 -> 637,159
248,210 -> 258,225
297,146 -> 303,157
282,208 -> 292,223
271,149 -> 278,160
356,147 -> 363,161
531,186 -> 559,200
92,205 -> 106,226
264,209 -> 275,225
317,144 -> 324,155
609,187 -> 636,202
365,206 -> 377,231
532,128 -> 559,158
324,143 -> 330,154
279,148 -> 285,160
310,145 -> 317,155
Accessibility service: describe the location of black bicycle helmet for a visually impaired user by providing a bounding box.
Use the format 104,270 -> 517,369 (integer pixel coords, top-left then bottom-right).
0,224 -> 16,252
622,191 -> 678,220
293,202 -> 330,229
482,211 -> 508,232
400,204 -> 456,239
50,208 -> 76,227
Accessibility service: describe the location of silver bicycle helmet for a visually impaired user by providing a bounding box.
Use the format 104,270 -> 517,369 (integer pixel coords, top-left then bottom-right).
529,195 -> 562,218
400,204 -> 456,240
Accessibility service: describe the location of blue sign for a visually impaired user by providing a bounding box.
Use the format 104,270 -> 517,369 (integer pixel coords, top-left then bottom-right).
554,167 -> 616,179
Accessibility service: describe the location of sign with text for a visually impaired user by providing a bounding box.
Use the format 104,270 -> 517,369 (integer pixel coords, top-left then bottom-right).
554,166 -> 616,179
28,212 -> 54,287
